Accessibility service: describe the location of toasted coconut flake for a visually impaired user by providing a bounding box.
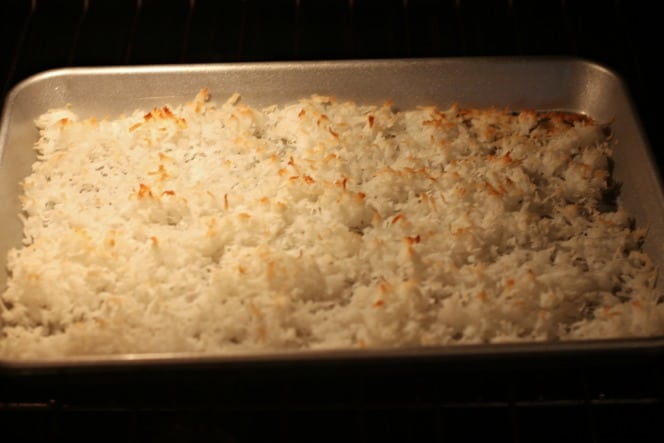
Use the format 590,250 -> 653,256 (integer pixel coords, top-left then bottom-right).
2,90 -> 661,359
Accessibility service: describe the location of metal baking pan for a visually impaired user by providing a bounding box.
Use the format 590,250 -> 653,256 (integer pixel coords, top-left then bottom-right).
1,57 -> 663,370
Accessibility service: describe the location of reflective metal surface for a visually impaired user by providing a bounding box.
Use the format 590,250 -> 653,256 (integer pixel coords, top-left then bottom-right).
1,58 -> 662,368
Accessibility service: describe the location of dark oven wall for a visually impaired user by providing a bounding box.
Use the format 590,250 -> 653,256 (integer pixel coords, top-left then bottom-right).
1,1 -> 663,443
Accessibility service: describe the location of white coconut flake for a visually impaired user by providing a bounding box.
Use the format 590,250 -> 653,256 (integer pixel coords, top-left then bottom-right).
1,92 -> 663,359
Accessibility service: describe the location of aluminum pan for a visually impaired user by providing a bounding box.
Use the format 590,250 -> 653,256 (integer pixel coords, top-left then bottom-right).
1,57 -> 663,369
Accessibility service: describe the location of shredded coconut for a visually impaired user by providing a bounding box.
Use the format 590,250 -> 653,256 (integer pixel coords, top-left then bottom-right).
1,90 -> 662,358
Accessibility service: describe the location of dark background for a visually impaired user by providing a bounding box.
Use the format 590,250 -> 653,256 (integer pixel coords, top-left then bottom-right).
1,1 -> 663,442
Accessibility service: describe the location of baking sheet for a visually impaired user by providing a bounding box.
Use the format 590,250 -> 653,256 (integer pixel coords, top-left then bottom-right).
1,57 -> 663,368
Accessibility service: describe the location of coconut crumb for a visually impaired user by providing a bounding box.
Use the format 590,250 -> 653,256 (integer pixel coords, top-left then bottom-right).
1,90 -> 662,359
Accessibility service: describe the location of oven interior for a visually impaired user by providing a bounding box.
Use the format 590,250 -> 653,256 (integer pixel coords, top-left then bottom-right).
1,1 -> 663,442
